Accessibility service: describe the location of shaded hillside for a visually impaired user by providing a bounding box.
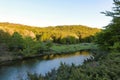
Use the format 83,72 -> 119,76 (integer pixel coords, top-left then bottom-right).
0,22 -> 101,42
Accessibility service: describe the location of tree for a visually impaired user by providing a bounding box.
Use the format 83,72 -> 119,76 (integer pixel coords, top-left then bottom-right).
40,33 -> 51,41
8,32 -> 24,52
22,37 -> 39,56
0,30 -> 10,43
66,36 -> 77,44
36,34 -> 41,41
95,0 -> 120,51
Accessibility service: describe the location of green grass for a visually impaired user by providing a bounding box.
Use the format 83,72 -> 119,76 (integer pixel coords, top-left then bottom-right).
0,43 -> 97,64
50,43 -> 98,53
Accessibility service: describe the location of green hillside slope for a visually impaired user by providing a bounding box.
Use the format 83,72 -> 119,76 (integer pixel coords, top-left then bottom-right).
0,22 -> 101,42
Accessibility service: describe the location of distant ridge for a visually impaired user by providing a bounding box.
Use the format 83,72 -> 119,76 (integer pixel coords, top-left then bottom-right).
0,22 -> 101,39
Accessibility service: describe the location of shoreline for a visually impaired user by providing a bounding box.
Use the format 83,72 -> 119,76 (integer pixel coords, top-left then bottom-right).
0,43 -> 97,66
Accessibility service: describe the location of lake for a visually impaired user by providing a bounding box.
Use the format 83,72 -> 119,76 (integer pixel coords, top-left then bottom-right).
0,51 -> 93,80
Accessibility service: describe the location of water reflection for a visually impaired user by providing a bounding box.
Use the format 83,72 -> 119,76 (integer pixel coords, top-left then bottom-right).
0,51 -> 92,80
42,51 -> 90,60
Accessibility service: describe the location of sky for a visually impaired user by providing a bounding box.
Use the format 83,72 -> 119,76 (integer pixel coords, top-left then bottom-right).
0,0 -> 113,28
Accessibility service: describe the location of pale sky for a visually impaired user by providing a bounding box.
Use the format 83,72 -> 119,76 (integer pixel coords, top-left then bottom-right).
0,0 -> 113,28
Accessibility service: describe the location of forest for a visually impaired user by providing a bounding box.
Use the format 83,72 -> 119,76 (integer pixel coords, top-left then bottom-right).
0,22 -> 100,43
0,22 -> 100,61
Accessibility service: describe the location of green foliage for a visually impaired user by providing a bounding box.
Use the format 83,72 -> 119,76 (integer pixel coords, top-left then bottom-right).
22,37 -> 38,56
60,38 -> 67,44
36,41 -> 53,54
0,30 -> 11,43
59,36 -> 79,44
51,43 -> 97,53
8,32 -> 24,52
45,40 -> 53,49
22,37 -> 53,56
0,22 -> 101,44
95,30 -> 113,50
95,0 -> 120,51
66,36 -> 78,44
39,42 -> 47,50
110,42 -> 120,51
27,52 -> 120,80
40,33 -> 51,41
82,35 -> 94,43
35,34 -> 41,41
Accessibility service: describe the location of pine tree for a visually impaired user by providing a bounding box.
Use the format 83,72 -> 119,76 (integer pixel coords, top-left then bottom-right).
95,0 -> 120,51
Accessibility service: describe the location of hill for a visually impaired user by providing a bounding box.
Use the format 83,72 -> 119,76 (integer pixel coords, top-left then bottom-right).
0,22 -> 101,43
0,22 -> 101,63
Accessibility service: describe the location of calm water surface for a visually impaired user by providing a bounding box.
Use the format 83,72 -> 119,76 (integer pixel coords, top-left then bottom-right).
0,51 -> 93,80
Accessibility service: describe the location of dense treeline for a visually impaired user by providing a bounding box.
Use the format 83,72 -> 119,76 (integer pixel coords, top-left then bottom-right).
0,23 -> 100,60
0,31 -> 51,57
0,23 -> 100,44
